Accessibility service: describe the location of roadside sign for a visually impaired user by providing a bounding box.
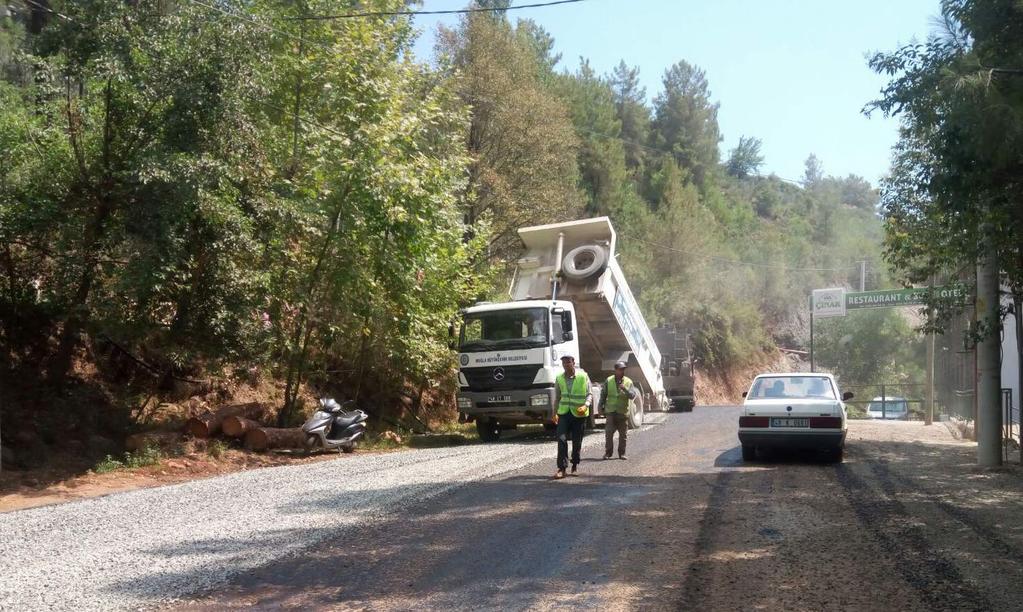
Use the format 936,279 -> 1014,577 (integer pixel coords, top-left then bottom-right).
812,288 -> 847,318
845,286 -> 968,311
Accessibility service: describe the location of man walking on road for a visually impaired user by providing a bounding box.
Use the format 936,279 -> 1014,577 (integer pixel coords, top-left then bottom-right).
600,360 -> 637,460
554,354 -> 592,479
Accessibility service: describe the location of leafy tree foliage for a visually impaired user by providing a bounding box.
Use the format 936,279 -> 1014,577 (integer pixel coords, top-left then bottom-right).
650,61 -> 721,189
437,11 -> 582,262
869,0 -> 1023,338
0,1 -> 486,427
726,136 -> 764,179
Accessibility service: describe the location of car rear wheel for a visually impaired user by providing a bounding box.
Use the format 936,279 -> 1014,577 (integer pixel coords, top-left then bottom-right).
741,445 -> 756,461
827,447 -> 844,463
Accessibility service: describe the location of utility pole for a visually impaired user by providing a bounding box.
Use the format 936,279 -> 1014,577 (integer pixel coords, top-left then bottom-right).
809,296 -> 815,373
925,276 -> 935,426
976,224 -> 1002,466
859,260 -> 866,292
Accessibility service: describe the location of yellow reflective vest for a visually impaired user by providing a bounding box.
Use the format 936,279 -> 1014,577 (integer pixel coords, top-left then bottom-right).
604,375 -> 634,413
556,371 -> 591,417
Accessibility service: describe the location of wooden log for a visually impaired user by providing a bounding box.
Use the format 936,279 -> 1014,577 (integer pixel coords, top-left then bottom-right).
244,427 -> 307,452
125,431 -> 180,453
222,416 -> 261,439
184,402 -> 265,439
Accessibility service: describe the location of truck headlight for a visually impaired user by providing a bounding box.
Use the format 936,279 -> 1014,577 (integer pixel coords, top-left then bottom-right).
530,394 -> 549,407
457,397 -> 472,410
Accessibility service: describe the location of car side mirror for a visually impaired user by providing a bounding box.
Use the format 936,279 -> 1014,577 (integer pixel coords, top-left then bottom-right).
741,391 -> 748,398
562,331 -> 574,341
842,391 -> 854,401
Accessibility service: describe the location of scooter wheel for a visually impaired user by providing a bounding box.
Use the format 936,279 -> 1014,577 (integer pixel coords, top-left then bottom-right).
341,442 -> 356,454
304,435 -> 318,455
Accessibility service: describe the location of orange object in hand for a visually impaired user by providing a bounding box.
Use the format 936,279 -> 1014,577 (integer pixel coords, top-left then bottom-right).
574,405 -> 588,417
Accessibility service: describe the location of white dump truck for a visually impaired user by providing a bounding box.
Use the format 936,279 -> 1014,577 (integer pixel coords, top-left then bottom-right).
456,217 -> 668,441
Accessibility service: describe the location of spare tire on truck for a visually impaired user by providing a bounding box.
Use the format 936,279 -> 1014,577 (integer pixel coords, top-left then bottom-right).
562,245 -> 608,281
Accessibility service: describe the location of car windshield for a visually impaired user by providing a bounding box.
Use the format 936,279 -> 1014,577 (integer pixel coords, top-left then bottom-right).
459,308 -> 549,352
748,376 -> 837,400
868,400 -> 907,412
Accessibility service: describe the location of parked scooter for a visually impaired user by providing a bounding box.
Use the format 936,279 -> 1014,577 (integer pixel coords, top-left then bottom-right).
302,398 -> 368,454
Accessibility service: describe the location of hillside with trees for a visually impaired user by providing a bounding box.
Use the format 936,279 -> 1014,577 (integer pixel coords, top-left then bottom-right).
0,0 -> 896,469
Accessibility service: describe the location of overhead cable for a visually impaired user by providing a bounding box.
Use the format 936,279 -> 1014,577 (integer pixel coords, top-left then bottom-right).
291,0 -> 587,20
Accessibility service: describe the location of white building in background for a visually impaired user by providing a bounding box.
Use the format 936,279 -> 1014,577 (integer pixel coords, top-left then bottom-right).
1002,294 -> 1020,427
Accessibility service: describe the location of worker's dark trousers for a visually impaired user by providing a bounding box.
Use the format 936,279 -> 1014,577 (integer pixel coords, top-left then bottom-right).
605,411 -> 628,457
556,412 -> 585,470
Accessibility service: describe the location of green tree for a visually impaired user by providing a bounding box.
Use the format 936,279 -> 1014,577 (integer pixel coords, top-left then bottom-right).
609,60 -> 650,174
437,11 -> 582,262
650,61 -> 721,188
869,0 -> 1023,343
726,136 -> 764,178
556,59 -> 629,216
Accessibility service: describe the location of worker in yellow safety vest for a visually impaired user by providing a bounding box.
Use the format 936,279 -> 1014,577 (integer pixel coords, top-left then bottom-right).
553,354 -> 592,479
599,360 -> 637,460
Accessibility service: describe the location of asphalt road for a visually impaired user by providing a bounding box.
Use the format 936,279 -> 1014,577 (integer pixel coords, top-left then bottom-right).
182,406 -> 1023,611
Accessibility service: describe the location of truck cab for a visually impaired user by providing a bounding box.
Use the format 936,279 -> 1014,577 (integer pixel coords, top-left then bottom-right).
456,300 -> 579,438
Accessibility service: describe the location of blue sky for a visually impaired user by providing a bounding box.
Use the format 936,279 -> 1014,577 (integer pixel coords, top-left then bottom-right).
411,0 -> 942,185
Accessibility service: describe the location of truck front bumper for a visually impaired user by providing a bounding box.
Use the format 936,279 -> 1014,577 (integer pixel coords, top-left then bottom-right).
457,387 -> 557,423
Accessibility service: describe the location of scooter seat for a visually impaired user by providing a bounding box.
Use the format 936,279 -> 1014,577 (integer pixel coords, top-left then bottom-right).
333,412 -> 363,428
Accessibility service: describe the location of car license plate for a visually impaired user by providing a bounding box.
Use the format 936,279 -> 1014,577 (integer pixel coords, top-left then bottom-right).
488,395 -> 512,403
771,418 -> 809,428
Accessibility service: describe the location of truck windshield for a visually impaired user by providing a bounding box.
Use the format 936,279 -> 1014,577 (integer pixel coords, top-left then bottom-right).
459,308 -> 549,352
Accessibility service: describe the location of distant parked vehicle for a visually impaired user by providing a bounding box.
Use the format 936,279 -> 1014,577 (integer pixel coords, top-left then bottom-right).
866,397 -> 910,420
738,373 -> 852,463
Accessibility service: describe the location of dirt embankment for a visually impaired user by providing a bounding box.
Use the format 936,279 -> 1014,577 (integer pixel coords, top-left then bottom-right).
695,350 -> 803,405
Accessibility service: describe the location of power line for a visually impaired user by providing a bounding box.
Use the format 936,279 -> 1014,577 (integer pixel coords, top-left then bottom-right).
185,0 -> 337,55
291,0 -> 587,20
21,0 -> 73,22
624,235 -> 859,273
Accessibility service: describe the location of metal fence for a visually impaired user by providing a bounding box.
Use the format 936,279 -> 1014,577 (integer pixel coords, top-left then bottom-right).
1004,388 -> 1019,464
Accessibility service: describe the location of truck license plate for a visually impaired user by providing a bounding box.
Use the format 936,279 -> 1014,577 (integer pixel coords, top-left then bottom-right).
771,418 -> 809,428
488,395 -> 512,403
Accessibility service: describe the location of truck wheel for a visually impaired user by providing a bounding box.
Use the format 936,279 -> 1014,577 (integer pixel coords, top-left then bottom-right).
562,245 -> 608,281
476,418 -> 501,442
627,394 -> 644,429
741,445 -> 756,461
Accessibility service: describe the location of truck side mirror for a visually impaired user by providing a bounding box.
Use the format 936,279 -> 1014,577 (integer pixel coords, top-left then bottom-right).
561,311 -> 573,332
842,391 -> 854,401
448,324 -> 456,350
562,331 -> 574,341
741,391 -> 748,398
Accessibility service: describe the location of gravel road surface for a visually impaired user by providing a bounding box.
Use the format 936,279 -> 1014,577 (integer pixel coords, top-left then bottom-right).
0,417 -> 662,611
4,409 -> 1022,611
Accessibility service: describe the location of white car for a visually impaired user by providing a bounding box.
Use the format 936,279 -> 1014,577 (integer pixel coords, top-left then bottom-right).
866,396 -> 909,420
738,372 -> 852,462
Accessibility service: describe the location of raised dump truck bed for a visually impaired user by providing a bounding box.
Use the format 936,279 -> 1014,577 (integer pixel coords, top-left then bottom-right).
456,217 -> 667,441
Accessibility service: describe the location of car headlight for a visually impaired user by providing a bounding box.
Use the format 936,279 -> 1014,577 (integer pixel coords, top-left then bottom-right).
457,397 -> 472,410
530,393 -> 549,407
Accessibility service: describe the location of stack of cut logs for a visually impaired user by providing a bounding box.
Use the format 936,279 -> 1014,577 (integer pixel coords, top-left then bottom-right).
186,403 -> 306,451
127,403 -> 307,453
